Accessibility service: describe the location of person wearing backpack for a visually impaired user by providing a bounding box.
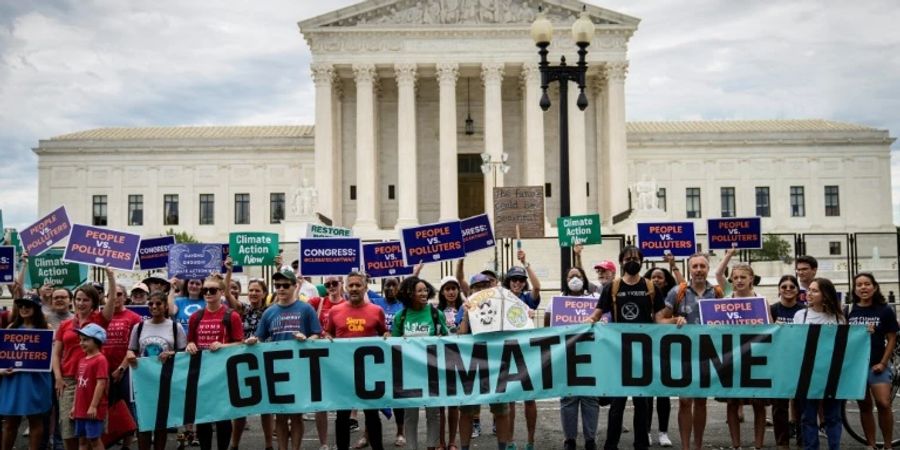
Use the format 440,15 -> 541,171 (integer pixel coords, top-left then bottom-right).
125,292 -> 187,450
185,275 -> 244,450
655,252 -> 724,450
586,246 -> 662,450
390,276 -> 448,450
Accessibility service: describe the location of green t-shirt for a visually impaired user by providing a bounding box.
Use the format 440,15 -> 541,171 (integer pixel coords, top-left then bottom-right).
392,305 -> 448,337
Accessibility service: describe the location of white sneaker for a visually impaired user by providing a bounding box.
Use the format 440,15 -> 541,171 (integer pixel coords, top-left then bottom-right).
647,433 -> 653,446
320,445 -> 330,450
658,432 -> 672,447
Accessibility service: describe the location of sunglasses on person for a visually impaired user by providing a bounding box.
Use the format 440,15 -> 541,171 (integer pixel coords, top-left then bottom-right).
148,301 -> 166,307
274,283 -> 292,290
780,284 -> 797,290
325,281 -> 340,288
201,287 -> 220,296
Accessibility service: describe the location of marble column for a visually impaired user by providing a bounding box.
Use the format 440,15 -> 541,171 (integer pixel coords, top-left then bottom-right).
593,77 -> 610,224
394,63 -> 418,228
521,63 -> 545,187
352,63 -> 379,232
436,62 -> 459,222
311,63 -> 338,224
481,62 -> 505,218
568,80 -> 588,215
604,62 -> 629,220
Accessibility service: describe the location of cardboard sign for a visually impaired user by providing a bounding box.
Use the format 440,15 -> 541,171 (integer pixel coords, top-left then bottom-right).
0,329 -> 55,372
461,214 -> 495,254
20,206 -> 71,257
464,287 -> 535,334
708,217 -> 763,250
556,214 -> 602,247
167,244 -> 223,279
299,238 -> 361,276
400,221 -> 466,265
126,305 -> 152,320
63,224 -> 141,271
636,222 -> 697,258
305,223 -> 352,238
362,241 -> 413,279
229,232 -> 279,266
0,246 -> 14,284
26,249 -> 86,289
698,297 -> 770,325
549,296 -> 596,326
493,186 -> 545,239
138,236 -> 176,270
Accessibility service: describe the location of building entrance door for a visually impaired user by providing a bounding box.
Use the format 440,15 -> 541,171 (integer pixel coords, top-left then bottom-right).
458,154 -> 484,218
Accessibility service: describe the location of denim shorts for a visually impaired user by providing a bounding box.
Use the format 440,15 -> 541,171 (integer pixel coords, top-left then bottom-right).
867,366 -> 892,385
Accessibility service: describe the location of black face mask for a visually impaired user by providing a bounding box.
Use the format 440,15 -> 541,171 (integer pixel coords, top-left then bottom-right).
623,261 -> 642,276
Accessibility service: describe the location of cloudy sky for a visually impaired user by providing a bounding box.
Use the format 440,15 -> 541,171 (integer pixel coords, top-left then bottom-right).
1,0 -> 898,230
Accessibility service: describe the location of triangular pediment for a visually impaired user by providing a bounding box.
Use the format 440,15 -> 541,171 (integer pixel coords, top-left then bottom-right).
299,0 -> 639,31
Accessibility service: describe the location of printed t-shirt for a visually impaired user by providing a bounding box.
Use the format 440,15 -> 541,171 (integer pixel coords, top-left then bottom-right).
174,297 -> 205,332
442,306 -> 459,333
325,302 -> 386,339
372,297 -> 405,331
392,305 -> 449,337
102,308 -> 143,370
598,278 -> 663,324
846,303 -> 900,367
73,353 -> 109,420
242,303 -> 266,337
793,308 -> 841,325
770,302 -> 806,324
255,300 -> 322,342
664,283 -> 720,325
308,296 -> 344,330
128,319 -> 187,357
187,307 -> 244,349
55,311 -> 110,377
517,291 -> 539,310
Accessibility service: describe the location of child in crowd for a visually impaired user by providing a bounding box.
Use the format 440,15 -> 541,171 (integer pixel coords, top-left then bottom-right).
72,323 -> 109,450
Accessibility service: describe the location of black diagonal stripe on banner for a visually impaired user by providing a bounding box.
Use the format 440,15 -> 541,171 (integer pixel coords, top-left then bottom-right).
823,325 -> 850,399
795,325 -> 821,399
154,357 -> 176,430
182,353 -> 203,425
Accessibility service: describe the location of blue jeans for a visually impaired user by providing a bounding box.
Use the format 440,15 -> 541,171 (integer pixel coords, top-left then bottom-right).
801,398 -> 841,450
560,396 -> 599,441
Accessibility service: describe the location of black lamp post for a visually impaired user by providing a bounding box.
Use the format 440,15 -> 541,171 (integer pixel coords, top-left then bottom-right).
531,6 -> 595,284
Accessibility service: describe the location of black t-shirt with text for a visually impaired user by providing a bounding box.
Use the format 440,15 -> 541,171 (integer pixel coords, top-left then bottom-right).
770,302 -> 806,324
846,303 -> 900,367
597,278 -> 664,324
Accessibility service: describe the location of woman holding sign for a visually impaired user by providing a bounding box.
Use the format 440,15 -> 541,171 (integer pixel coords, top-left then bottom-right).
561,266 -> 600,450
0,295 -> 52,450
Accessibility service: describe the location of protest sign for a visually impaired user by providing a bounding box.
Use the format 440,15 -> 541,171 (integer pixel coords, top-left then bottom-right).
400,221 -> 466,265
556,214 -> 601,247
26,249 -> 86,289
636,222 -> 697,258
0,246 -> 14,284
464,287 -> 535,334
708,217 -> 763,250
20,206 -> 71,257
8,230 -> 22,255
0,329 -> 55,372
0,209 -> 3,237
220,243 -> 243,273
493,186 -> 545,239
299,238 -> 361,276
229,232 -> 279,266
63,224 -> 140,271
305,223 -> 352,238
126,305 -> 152,320
133,323 -> 868,431
461,214 -> 495,254
549,296 -> 596,326
699,297 -> 771,325
362,241 -> 412,278
167,244 -> 223,279
138,236 -> 176,270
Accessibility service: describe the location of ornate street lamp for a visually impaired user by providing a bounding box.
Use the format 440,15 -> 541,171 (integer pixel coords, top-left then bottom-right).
531,6 -> 594,283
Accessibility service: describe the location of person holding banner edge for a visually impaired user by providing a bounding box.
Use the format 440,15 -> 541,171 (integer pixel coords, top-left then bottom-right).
308,275 -> 347,450
769,274 -> 805,449
643,264 -> 679,448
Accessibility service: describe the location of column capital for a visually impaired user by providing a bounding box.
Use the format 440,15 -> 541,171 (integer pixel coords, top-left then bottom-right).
310,63 -> 335,87
394,63 -> 417,87
603,62 -> 629,82
352,63 -> 378,84
521,62 -> 541,83
436,62 -> 459,85
480,62 -> 505,85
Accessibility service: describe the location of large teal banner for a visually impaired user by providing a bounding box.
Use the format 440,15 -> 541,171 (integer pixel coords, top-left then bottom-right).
132,324 -> 869,431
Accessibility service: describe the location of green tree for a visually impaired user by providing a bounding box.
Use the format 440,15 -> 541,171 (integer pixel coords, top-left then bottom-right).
165,228 -> 198,243
750,235 -> 793,263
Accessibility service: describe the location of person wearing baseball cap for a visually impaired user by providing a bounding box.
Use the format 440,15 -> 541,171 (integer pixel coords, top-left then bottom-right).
141,276 -> 170,295
72,323 -> 109,448
592,260 -> 617,294
130,282 -> 150,305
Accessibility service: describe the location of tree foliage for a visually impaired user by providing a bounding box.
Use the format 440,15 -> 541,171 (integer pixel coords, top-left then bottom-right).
750,235 -> 793,263
165,228 -> 198,244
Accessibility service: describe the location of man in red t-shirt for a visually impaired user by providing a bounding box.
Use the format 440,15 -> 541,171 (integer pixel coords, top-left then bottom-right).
324,271 -> 386,450
103,281 -> 143,407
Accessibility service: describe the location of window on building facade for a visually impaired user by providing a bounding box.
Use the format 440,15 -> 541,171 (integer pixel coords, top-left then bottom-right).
234,193 -> 250,225
92,195 -> 107,226
350,185 -> 357,200
199,194 -> 215,225
790,186 -> 805,217
164,194 -> 179,225
657,188 -> 667,211
720,187 -> 736,218
388,185 -> 395,200
686,187 -> 701,218
128,194 -> 143,226
545,183 -> 552,197
829,241 -> 842,256
755,187 -> 770,217
270,193 -> 285,224
825,185 -> 840,217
